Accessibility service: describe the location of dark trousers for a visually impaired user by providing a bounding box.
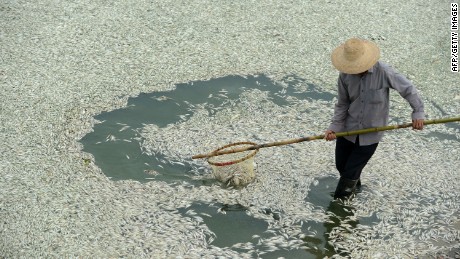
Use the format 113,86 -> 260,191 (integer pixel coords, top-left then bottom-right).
335,136 -> 378,180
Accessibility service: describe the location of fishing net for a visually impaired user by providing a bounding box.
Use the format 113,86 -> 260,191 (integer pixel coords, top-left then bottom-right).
207,142 -> 258,187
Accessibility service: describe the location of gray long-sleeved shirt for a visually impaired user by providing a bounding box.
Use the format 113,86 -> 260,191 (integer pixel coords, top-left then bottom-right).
328,61 -> 425,145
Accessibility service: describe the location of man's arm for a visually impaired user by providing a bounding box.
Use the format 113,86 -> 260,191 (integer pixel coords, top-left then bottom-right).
386,66 -> 425,129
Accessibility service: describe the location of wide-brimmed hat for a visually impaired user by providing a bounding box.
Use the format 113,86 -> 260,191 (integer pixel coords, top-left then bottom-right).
331,38 -> 380,74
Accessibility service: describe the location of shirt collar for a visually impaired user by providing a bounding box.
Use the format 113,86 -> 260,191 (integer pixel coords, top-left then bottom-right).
367,61 -> 378,73
356,63 -> 375,77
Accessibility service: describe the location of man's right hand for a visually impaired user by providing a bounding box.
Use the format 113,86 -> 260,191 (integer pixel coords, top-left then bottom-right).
324,130 -> 336,141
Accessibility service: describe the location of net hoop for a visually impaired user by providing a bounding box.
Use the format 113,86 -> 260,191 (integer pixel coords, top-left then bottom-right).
207,141 -> 258,166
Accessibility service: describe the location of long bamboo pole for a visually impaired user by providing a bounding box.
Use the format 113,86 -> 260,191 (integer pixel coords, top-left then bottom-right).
191,116 -> 460,159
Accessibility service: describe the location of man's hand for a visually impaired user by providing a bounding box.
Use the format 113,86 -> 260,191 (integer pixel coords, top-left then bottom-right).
324,130 -> 336,141
412,119 -> 424,130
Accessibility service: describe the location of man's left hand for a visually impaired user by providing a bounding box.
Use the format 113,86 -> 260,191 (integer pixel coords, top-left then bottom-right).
412,119 -> 424,130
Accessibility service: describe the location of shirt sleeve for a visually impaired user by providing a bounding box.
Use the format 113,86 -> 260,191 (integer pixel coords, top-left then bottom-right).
386,67 -> 425,120
328,74 -> 350,132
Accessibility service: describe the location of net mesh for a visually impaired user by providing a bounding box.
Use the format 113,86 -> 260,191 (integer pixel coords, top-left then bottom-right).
207,142 -> 258,187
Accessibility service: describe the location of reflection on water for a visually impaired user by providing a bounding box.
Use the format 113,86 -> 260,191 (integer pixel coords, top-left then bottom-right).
304,176 -> 380,257
175,177 -> 381,258
178,202 -> 324,258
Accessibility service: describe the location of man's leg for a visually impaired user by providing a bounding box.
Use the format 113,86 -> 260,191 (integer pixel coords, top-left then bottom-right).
335,137 -> 356,174
340,139 -> 378,180
334,136 -> 378,199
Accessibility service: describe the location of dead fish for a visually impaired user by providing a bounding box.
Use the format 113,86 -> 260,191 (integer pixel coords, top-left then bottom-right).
155,96 -> 173,101
119,125 -> 130,132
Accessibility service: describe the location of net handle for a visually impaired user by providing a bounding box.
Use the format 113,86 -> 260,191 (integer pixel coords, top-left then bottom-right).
192,116 -> 460,159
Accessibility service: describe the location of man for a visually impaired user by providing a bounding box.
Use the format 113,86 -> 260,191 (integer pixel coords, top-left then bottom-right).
325,38 -> 425,200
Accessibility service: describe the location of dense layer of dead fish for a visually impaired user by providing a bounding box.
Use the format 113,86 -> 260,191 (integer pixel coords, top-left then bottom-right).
1,0 -> 459,257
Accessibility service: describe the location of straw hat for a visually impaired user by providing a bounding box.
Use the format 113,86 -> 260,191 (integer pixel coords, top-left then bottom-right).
331,38 -> 380,74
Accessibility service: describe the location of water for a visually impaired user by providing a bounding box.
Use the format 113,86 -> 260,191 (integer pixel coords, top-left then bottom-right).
80,74 -> 334,183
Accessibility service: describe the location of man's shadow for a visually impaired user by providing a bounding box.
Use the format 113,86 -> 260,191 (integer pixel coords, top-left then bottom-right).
303,176 -> 360,257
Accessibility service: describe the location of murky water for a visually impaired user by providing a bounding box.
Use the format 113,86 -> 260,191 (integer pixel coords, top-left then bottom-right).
80,74 -> 459,257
